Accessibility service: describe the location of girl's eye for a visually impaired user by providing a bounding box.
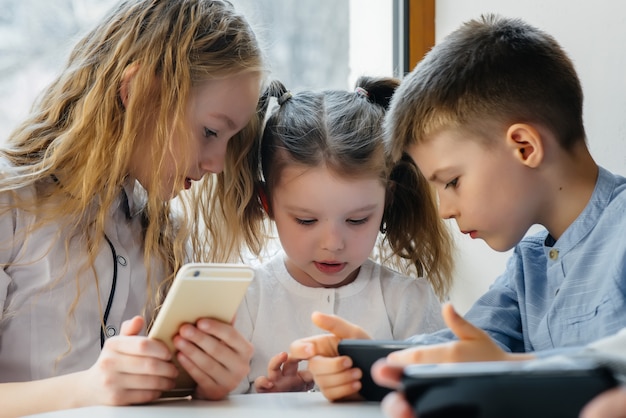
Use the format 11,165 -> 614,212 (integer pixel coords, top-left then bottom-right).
444,178 -> 458,189
204,127 -> 217,138
347,217 -> 368,226
295,218 -> 316,226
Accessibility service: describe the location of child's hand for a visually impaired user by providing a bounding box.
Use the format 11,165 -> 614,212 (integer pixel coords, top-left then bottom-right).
371,304 -> 536,418
289,311 -> 371,402
80,316 -> 178,406
371,360 -> 414,418
580,387 -> 626,418
253,352 -> 314,393
387,303 -> 533,365
173,318 -> 253,401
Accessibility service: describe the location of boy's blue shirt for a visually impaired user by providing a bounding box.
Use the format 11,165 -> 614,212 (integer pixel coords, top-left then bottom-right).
408,166 -> 626,353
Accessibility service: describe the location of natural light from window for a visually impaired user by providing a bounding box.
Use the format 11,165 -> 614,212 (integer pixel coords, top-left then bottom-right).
0,0 -> 393,142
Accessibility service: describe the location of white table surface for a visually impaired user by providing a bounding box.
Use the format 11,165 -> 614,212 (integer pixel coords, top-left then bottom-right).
24,392 -> 385,417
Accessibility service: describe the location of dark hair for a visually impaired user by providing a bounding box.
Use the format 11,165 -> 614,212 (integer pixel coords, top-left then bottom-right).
249,76 -> 454,298
260,76 -> 396,197
385,14 -> 586,163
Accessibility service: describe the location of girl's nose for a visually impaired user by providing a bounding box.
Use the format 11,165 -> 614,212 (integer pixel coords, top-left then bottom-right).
321,223 -> 345,252
200,141 -> 227,174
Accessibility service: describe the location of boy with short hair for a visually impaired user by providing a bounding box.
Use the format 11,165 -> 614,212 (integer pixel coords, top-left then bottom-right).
289,14 -> 626,405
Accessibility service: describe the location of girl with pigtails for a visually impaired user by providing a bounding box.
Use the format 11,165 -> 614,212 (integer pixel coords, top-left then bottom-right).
233,76 -> 455,394
0,1 -> 269,415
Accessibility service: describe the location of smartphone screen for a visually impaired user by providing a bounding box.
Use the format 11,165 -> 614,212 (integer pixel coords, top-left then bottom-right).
402,360 -> 617,418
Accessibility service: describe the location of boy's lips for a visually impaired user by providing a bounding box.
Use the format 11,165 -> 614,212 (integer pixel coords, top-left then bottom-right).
461,230 -> 478,239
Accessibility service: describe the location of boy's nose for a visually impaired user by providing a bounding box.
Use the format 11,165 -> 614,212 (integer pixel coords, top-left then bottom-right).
438,197 -> 458,219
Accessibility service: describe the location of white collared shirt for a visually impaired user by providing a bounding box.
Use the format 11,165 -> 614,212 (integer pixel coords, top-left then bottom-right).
0,168 -> 162,382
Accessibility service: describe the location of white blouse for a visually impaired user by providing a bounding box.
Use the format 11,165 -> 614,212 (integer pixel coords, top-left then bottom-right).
233,251 -> 445,393
0,168 -> 162,382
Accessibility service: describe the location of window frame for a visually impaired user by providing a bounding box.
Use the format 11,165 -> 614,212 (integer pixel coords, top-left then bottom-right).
393,0 -> 435,76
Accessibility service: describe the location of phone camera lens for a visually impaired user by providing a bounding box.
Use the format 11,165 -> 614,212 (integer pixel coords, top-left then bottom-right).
193,270 -> 200,277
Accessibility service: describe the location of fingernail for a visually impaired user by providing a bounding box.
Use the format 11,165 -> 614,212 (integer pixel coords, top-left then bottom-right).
304,343 -> 314,356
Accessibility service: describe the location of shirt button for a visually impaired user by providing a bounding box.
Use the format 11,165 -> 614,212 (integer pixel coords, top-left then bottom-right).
117,255 -> 127,266
549,249 -> 559,260
106,326 -> 117,337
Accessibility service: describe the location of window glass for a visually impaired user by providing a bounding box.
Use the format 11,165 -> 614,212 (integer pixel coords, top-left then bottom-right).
232,0 -> 393,90
0,0 -> 118,142
0,0 -> 392,141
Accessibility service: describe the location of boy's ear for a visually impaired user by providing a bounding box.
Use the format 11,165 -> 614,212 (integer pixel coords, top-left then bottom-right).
506,123 -> 544,168
119,63 -> 140,108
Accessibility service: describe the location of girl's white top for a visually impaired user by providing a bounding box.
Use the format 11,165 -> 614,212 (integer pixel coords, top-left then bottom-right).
233,251 -> 445,393
0,162 -> 161,382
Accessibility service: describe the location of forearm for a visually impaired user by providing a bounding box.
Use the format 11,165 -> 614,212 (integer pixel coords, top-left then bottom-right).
0,371 -> 87,417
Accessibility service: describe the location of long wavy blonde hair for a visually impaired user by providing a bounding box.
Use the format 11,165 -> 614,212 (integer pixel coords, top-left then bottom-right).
0,0 -> 266,312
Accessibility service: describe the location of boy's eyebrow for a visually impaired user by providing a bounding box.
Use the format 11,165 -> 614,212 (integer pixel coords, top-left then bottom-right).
427,168 -> 452,183
427,170 -> 442,182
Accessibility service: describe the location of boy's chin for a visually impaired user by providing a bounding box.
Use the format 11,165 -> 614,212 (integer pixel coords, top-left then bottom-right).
483,236 -> 518,252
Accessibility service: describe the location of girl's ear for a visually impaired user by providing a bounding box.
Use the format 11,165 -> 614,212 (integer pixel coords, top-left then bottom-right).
119,63 -> 140,108
380,180 -> 396,234
506,123 -> 544,168
257,182 -> 272,217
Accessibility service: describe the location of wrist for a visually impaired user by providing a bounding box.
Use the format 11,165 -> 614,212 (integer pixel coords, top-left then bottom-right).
504,352 -> 537,362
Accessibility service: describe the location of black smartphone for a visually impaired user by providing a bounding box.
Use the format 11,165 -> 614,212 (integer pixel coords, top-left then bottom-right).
401,359 -> 618,418
337,339 -> 415,401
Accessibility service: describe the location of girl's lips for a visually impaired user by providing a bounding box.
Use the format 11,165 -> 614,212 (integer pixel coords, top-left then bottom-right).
314,261 -> 346,274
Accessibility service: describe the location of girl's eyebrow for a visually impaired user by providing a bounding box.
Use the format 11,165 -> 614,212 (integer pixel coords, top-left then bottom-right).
207,112 -> 236,130
350,204 -> 379,212
284,203 -> 380,213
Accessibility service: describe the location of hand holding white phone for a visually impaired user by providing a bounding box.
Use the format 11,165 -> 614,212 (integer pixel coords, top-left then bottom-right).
148,263 -> 254,397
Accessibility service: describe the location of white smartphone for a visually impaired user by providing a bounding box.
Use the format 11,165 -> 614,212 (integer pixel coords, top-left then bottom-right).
148,263 -> 254,398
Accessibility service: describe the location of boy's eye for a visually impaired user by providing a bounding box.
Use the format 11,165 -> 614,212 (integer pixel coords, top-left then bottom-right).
204,127 -> 217,138
347,217 -> 368,225
296,218 -> 316,226
444,178 -> 458,189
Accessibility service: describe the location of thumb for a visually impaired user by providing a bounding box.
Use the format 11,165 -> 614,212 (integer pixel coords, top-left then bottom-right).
311,311 -> 371,339
442,303 -> 488,342
289,312 -> 371,360
119,315 -> 145,336
371,358 -> 404,390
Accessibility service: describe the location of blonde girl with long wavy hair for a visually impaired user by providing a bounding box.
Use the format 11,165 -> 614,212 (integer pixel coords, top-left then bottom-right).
0,0 -> 268,415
